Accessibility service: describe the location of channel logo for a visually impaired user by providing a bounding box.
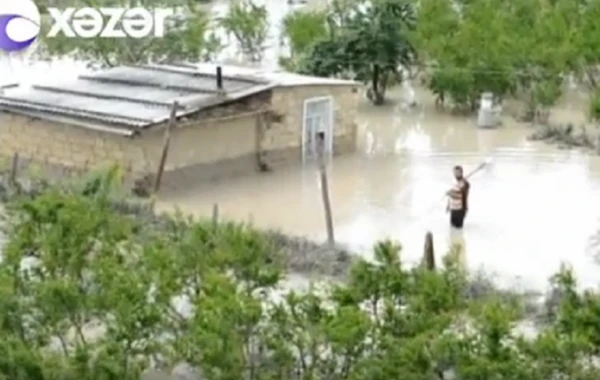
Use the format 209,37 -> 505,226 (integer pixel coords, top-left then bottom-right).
0,0 -> 41,53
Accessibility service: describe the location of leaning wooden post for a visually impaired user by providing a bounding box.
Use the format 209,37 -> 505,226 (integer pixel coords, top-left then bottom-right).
9,152 -> 19,186
423,231 -> 435,270
153,101 -> 178,194
317,134 -> 335,246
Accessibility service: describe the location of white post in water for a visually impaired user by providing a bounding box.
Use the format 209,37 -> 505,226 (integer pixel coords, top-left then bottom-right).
477,92 -> 500,128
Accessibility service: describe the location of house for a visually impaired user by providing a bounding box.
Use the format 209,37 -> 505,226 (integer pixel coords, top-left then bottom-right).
0,63 -> 360,189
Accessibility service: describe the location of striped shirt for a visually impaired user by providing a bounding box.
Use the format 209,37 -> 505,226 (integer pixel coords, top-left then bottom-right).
449,179 -> 470,211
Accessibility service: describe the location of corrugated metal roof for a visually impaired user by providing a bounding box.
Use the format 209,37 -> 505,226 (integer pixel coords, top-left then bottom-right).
0,64 -> 271,135
36,81 -> 195,105
85,65 -> 267,92
2,87 -> 169,124
0,63 -> 358,136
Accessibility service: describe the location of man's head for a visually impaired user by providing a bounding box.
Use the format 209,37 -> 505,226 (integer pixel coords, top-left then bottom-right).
453,165 -> 463,180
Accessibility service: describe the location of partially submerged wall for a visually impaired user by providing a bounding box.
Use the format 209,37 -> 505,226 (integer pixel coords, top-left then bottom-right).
260,84 -> 359,169
0,94 -> 268,186
136,113 -> 262,191
0,113 -> 132,176
0,84 -> 361,188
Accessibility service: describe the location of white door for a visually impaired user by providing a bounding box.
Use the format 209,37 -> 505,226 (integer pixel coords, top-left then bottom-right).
302,97 -> 333,162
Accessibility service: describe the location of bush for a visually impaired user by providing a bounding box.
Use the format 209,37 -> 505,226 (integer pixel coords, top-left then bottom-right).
1,174 -> 600,379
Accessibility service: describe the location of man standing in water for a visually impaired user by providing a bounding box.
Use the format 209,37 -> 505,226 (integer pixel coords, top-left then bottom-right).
446,165 -> 470,229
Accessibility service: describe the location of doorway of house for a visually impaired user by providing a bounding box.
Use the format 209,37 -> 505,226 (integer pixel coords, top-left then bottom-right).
302,96 -> 334,163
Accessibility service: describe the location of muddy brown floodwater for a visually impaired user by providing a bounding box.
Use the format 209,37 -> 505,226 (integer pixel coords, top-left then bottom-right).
156,86 -> 600,291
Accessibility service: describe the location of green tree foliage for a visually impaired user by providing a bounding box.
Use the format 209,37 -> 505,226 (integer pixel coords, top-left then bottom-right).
570,0 -> 600,90
279,10 -> 328,71
39,0 -> 223,66
299,0 -> 417,105
219,0 -> 269,62
2,173 -> 600,378
414,0 -> 600,116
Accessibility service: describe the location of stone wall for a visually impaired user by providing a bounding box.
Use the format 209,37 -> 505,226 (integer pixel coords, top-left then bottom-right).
0,113 -> 132,175
0,112 -> 260,184
261,84 -> 360,169
134,114 -> 261,190
0,84 -> 360,184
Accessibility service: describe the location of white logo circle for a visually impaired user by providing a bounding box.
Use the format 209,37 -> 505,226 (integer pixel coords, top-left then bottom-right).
0,0 -> 41,56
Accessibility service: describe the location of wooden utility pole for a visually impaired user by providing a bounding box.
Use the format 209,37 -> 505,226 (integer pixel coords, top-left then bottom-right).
317,133 -> 335,246
153,102 -> 178,194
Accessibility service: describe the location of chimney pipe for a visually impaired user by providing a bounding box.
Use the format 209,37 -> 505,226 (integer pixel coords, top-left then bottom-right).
216,66 -> 223,90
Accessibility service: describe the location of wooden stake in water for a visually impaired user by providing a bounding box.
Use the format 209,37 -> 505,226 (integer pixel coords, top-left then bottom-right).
316,133 -> 335,246
423,231 -> 435,270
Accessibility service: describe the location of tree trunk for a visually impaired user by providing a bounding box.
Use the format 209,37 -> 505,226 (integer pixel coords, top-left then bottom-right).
370,65 -> 386,105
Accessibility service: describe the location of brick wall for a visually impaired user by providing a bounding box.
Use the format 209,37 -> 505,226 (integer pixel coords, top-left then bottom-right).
262,84 -> 359,168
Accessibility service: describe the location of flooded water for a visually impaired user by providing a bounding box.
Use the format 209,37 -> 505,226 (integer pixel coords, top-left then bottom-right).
157,86 -> 600,291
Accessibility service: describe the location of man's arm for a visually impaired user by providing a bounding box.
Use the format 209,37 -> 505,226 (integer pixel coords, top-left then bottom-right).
446,189 -> 462,199
446,182 -> 465,199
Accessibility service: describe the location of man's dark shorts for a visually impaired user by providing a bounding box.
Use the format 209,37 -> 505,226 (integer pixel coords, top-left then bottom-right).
450,209 -> 467,228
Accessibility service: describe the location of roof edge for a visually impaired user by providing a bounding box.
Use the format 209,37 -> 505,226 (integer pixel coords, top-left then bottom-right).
138,63 -> 271,86
276,80 -> 362,88
177,83 -> 275,112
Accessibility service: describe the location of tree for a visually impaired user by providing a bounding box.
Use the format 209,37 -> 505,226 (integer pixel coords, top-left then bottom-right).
416,0 -> 518,111
414,0 -> 572,116
279,10 -> 328,71
300,0 -> 418,105
39,0 -> 223,67
570,0 -> 600,90
219,0 -> 269,63
0,170 -> 158,379
512,0 -> 576,123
